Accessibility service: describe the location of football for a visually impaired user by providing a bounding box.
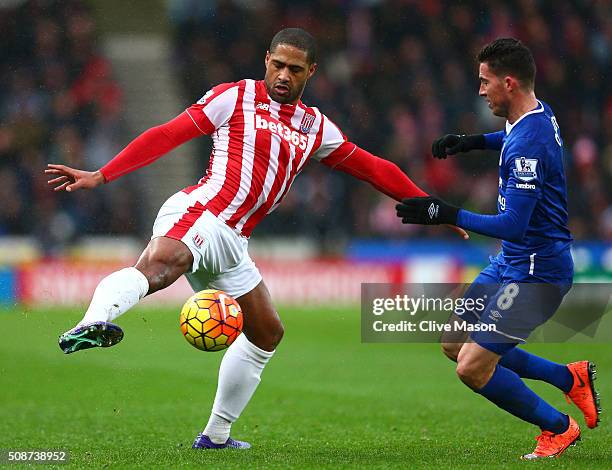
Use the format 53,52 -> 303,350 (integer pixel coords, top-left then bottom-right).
179,289 -> 243,351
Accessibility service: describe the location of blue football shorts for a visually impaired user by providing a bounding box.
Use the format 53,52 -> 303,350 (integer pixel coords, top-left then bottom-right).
456,256 -> 572,355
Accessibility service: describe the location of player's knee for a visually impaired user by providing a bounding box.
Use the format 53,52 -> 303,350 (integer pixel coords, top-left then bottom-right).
271,320 -> 284,347
455,362 -> 475,388
244,310 -> 285,351
264,317 -> 284,350
456,361 -> 486,390
441,342 -> 461,362
136,247 -> 192,293
247,315 -> 284,352
455,361 -> 489,390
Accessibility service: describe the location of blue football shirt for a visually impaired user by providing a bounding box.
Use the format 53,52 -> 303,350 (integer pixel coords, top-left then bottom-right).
494,100 -> 573,281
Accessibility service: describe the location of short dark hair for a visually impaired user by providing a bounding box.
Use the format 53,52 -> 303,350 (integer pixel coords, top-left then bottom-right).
477,38 -> 536,89
270,28 -> 317,64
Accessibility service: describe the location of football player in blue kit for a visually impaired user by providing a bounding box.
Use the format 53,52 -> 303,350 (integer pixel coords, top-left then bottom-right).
396,38 -> 600,460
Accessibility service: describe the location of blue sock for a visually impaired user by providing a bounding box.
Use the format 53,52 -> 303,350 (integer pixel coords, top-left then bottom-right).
477,365 -> 569,434
499,348 -> 574,393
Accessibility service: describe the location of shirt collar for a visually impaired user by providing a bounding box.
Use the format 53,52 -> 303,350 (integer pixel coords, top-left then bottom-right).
505,100 -> 544,135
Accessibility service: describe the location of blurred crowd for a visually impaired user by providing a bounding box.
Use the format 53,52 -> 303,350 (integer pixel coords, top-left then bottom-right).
0,0 -> 142,252
171,0 -> 611,243
1,0 -> 610,251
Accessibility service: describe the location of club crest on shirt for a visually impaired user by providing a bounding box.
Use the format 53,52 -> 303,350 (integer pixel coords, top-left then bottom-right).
192,232 -> 205,249
300,113 -> 315,133
513,157 -> 538,181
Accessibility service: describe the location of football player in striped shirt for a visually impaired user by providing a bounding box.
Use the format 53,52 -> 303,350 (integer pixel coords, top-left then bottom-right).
46,28 -> 467,449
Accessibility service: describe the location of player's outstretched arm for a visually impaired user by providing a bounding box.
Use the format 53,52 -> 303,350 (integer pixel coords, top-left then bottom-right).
322,143 -> 468,239
322,143 -> 428,200
45,111 -> 201,191
432,131 -> 504,158
397,192 -> 536,243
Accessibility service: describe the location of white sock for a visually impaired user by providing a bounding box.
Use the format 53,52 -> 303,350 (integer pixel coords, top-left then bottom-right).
78,267 -> 149,326
203,413 -> 231,444
204,333 -> 275,443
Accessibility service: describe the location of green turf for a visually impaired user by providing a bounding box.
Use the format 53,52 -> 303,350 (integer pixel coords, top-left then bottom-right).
0,305 -> 610,469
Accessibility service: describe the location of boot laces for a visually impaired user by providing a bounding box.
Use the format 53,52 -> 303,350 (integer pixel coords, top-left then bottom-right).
534,430 -> 557,454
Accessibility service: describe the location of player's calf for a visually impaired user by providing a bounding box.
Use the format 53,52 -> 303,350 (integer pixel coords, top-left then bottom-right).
238,282 -> 284,351
199,282 -> 280,447
241,311 -> 284,352
61,237 -> 192,350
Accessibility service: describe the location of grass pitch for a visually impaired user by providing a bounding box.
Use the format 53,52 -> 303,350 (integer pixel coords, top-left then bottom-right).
0,305 -> 610,469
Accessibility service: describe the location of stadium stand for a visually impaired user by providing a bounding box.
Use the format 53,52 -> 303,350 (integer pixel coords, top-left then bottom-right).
0,0 -> 143,251
171,0 -> 611,242
1,0 -> 609,249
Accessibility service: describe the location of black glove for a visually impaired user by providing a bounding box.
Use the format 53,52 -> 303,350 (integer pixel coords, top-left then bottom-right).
431,134 -> 485,158
396,197 -> 460,225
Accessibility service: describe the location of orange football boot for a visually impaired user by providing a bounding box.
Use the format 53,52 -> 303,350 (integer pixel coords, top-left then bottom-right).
565,361 -> 601,429
521,416 -> 580,460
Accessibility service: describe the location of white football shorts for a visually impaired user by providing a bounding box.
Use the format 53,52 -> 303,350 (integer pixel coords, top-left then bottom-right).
151,191 -> 262,298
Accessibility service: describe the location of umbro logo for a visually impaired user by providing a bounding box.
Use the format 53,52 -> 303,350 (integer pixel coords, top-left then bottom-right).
427,203 -> 439,220
488,310 -> 502,322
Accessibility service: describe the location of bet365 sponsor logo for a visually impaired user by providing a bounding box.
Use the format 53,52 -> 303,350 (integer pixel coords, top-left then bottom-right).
255,114 -> 308,150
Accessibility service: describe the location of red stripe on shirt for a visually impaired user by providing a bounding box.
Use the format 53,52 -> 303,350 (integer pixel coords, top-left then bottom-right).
241,104 -> 298,236
204,80 -> 246,216
257,103 -> 314,222
278,105 -> 321,186
226,83 -> 272,228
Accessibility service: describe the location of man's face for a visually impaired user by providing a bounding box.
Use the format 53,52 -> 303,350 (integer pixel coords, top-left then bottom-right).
478,62 -> 511,118
264,44 -> 316,104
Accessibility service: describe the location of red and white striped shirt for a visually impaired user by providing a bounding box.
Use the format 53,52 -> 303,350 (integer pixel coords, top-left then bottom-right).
99,79 -> 428,239
182,79 -> 352,237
